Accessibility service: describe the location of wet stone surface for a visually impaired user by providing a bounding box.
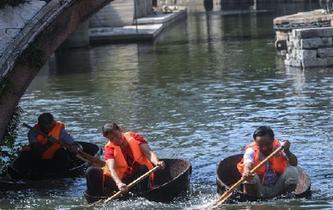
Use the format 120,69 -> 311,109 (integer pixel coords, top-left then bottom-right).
0,0 -> 46,59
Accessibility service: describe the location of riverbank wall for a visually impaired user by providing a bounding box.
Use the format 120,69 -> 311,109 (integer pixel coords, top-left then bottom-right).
273,9 -> 333,68
285,27 -> 333,68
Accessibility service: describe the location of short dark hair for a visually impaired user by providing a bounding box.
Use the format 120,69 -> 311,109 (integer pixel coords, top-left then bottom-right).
102,122 -> 120,137
253,126 -> 274,140
38,113 -> 54,126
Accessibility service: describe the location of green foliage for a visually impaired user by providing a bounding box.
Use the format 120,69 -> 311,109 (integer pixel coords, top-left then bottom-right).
0,106 -> 23,175
0,0 -> 26,8
3,106 -> 22,147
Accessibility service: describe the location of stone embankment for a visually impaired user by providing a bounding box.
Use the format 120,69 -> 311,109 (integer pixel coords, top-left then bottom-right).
285,27 -> 333,68
273,9 -> 333,68
273,9 -> 333,56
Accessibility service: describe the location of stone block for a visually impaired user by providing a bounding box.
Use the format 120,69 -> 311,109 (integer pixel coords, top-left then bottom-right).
276,31 -> 288,40
292,38 -> 301,49
286,53 -> 290,60
327,57 -> 333,66
293,27 -> 333,39
317,48 -> 333,58
300,37 -> 332,49
302,57 -> 327,67
292,29 -> 300,38
285,58 -> 301,67
322,28 -> 333,37
290,49 -> 298,59
296,49 -> 317,60
293,28 -> 321,39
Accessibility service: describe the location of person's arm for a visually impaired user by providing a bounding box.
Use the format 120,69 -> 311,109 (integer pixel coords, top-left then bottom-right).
283,140 -> 297,166
60,129 -> 82,153
60,129 -> 74,144
106,159 -> 128,192
140,143 -> 165,169
28,130 -> 48,155
242,147 -> 256,181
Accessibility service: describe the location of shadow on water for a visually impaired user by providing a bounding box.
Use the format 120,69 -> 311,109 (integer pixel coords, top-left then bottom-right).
0,177 -> 86,209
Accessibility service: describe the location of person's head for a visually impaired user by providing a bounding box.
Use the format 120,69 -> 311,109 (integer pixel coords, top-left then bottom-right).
38,113 -> 55,133
102,122 -> 123,145
253,126 -> 275,156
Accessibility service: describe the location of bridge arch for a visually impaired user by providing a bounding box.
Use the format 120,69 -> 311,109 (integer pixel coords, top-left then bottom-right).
0,0 -> 113,142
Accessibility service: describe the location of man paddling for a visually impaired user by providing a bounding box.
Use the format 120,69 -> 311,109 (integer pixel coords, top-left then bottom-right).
86,122 -> 165,196
9,113 -> 79,178
237,126 -> 299,198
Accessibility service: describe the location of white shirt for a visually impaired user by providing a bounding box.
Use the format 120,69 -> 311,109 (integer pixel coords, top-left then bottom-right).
243,141 -> 288,165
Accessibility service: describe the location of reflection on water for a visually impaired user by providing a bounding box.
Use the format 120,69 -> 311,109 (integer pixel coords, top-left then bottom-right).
220,0 -> 254,11
1,1 -> 333,209
54,48 -> 93,74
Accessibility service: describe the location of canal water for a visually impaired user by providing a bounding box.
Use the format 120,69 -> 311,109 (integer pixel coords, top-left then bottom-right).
1,1 -> 333,209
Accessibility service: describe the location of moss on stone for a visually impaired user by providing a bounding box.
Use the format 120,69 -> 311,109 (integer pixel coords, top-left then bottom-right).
0,106 -> 23,175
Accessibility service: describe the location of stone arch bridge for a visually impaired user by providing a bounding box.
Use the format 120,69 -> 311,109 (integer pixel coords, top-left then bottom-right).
0,0 -> 113,143
0,0 -> 251,143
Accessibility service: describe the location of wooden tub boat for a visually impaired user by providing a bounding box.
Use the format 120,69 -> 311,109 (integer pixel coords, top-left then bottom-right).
0,141 -> 100,191
85,158 -> 192,203
216,154 -> 311,202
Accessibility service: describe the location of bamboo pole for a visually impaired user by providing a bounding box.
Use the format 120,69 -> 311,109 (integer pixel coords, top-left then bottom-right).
104,165 -> 160,204
89,165 -> 160,207
207,144 -> 285,210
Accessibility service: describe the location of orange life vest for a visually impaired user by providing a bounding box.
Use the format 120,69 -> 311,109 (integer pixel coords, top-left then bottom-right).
237,139 -> 288,177
34,121 -> 64,160
103,132 -> 154,181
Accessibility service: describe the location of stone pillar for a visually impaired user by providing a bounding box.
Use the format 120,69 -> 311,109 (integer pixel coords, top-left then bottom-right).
204,0 -> 213,11
55,48 -> 92,74
90,0 -> 135,27
253,0 -> 257,10
89,0 -> 153,28
134,0 -> 153,19
61,21 -> 90,48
